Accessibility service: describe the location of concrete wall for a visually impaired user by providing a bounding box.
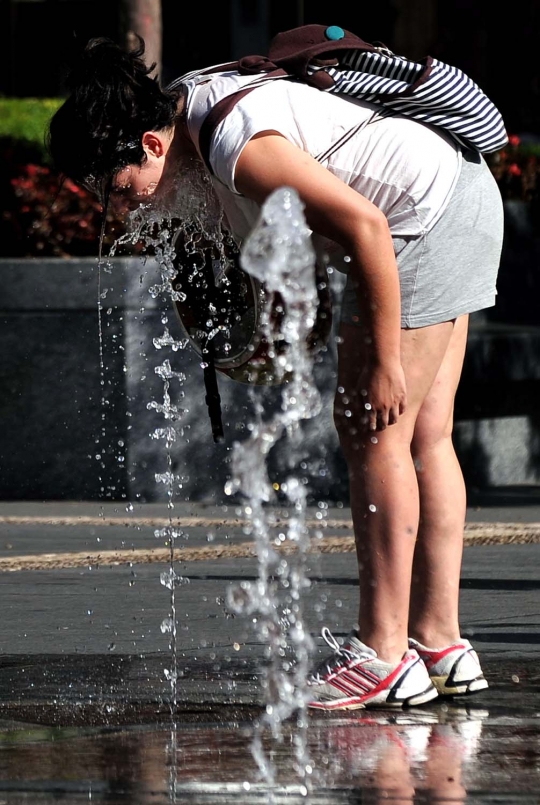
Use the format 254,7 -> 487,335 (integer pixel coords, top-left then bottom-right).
0,256 -> 344,504
2,205 -> 540,505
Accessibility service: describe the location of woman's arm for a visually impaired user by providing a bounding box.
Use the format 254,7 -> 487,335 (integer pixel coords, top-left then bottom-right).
235,132 -> 406,429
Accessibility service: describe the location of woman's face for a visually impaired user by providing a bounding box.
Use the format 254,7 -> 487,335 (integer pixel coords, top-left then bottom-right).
111,130 -> 173,208
112,156 -> 165,207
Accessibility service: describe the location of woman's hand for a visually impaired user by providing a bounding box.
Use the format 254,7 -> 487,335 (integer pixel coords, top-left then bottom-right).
358,358 -> 407,431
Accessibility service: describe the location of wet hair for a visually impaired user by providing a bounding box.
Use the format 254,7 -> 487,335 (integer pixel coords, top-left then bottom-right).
48,36 -> 180,195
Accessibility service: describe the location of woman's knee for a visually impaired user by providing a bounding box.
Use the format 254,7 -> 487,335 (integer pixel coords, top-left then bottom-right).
411,402 -> 454,459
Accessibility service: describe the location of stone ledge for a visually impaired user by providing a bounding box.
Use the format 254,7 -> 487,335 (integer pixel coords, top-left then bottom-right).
0,256 -> 161,310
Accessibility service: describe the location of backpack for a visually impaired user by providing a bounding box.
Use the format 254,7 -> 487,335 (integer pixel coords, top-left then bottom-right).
177,22 -> 508,172
170,224 -> 332,442
168,23 -> 507,441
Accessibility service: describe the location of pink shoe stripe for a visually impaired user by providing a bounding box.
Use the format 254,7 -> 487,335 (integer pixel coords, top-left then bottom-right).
349,664 -> 381,684
420,644 -> 468,670
330,676 -> 362,696
341,670 -> 373,693
345,667 -> 378,689
308,695 -> 365,710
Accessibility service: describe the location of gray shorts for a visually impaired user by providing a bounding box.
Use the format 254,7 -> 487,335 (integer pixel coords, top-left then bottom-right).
340,151 -> 504,329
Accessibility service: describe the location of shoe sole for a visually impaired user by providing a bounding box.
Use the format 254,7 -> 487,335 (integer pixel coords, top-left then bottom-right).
308,683 -> 439,711
365,683 -> 439,709
431,674 -> 489,696
308,699 -> 366,711
403,684 -> 440,706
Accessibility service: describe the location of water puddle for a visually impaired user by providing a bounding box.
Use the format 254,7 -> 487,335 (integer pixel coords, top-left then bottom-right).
1,700 -> 540,803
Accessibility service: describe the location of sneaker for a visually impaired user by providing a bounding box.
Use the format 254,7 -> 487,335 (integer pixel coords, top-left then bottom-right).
307,628 -> 438,711
408,637 -> 488,696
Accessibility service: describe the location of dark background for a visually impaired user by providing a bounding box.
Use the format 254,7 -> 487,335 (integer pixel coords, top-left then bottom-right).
2,0 -> 540,502
1,0 -> 539,138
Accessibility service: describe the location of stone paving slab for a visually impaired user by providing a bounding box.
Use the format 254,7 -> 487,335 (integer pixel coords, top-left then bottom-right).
1,513 -> 540,803
1,545 -> 539,662
3,499 -> 540,574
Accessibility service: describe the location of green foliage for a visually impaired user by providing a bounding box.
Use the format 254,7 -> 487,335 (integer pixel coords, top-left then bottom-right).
0,97 -> 130,257
0,98 -> 63,160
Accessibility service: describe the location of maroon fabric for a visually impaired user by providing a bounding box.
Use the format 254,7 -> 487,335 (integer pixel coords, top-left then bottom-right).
197,25 -> 378,170
236,24 -> 376,88
268,24 -> 376,78
238,55 -> 275,74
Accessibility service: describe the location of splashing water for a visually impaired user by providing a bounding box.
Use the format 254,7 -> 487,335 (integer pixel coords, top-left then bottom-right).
107,165 -> 323,797
107,159 -> 239,722
225,187 -> 322,794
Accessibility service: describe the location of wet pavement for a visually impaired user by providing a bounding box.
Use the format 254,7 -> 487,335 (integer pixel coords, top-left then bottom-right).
1,502 -> 540,802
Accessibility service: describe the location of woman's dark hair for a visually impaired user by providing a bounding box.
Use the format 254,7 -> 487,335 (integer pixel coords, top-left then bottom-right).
48,36 -> 180,194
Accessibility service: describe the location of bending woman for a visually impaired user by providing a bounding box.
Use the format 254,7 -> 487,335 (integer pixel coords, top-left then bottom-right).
49,33 -> 504,710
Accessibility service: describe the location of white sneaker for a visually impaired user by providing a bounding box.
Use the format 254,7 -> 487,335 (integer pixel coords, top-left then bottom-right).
307,628 -> 438,711
408,637 -> 488,696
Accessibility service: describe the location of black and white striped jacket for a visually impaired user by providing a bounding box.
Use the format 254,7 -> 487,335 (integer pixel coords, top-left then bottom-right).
318,47 -> 507,154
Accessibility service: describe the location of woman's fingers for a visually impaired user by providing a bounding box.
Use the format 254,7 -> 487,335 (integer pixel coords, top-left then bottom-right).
365,398 -> 406,431
356,360 -> 408,431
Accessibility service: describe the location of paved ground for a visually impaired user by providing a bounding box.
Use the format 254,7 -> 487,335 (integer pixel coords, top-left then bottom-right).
1,499 -> 540,803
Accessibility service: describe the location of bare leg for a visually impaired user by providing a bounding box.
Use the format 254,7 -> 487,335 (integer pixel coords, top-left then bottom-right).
408,315 -> 469,647
335,321 -> 456,664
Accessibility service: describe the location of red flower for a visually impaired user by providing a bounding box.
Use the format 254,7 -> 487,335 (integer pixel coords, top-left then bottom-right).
509,163 -> 522,176
5,161 -> 129,257
508,134 -> 521,146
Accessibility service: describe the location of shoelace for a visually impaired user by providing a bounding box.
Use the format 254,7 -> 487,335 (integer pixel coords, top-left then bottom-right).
310,627 -> 365,684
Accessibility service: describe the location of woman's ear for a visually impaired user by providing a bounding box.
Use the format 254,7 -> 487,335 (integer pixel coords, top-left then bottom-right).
141,131 -> 168,158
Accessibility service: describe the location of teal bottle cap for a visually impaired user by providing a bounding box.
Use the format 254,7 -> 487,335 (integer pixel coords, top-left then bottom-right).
325,25 -> 345,41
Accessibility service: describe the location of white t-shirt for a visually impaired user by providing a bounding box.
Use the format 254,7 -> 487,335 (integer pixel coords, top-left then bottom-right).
182,70 -> 462,259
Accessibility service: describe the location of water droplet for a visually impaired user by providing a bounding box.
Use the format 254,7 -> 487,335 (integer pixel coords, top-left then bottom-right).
369,504 -> 377,513
160,617 -> 174,634
160,569 -> 189,589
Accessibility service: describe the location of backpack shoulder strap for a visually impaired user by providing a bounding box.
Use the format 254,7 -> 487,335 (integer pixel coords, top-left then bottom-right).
268,24 -> 376,87
197,71 -> 287,174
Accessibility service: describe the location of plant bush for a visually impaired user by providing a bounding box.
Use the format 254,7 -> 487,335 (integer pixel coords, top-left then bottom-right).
487,135 -> 540,203
0,98 -> 62,161
0,98 -> 128,257
5,163 -> 128,256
